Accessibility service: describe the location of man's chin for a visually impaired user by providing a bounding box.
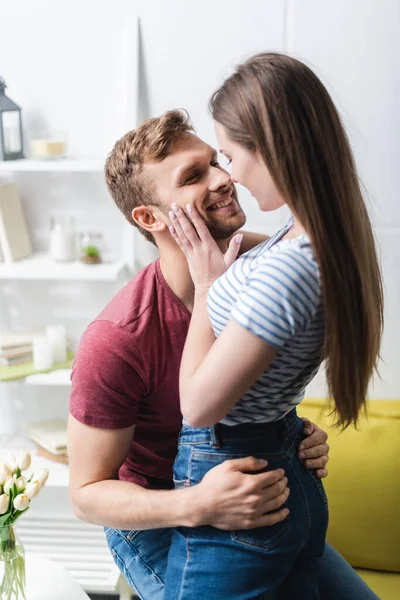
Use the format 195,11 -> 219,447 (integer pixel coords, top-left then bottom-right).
207,211 -> 247,240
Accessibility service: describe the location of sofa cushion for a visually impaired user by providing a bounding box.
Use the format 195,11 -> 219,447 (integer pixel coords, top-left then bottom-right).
299,398 -> 400,572
356,569 -> 400,600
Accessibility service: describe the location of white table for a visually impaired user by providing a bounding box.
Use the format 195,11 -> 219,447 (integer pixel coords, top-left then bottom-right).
25,554 -> 90,600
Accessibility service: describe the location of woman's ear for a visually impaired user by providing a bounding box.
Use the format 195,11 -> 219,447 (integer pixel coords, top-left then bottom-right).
132,206 -> 168,235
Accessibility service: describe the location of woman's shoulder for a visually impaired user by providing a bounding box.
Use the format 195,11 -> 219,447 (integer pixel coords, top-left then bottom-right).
254,236 -> 321,292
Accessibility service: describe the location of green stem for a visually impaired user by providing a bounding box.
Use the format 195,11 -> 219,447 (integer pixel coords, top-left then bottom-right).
0,527 -> 25,600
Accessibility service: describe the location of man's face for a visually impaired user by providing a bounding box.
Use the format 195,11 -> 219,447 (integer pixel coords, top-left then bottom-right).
144,133 -> 246,239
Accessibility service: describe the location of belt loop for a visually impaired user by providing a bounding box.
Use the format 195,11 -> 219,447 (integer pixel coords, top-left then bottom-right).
210,424 -> 221,449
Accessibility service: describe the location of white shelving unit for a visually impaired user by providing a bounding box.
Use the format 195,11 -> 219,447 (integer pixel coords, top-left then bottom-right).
0,16 -> 140,600
25,369 -> 72,386
0,252 -> 131,281
0,159 -> 104,173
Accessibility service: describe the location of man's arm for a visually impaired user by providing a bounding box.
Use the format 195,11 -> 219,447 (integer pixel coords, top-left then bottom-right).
68,414 -> 290,531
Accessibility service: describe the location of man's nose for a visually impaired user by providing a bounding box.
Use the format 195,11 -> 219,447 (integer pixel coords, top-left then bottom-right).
210,166 -> 232,191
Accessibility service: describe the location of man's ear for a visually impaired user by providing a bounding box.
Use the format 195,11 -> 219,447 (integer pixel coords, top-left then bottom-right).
132,206 -> 167,236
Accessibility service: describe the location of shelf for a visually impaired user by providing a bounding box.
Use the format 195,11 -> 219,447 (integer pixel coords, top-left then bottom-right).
0,159 -> 104,172
25,369 -> 72,386
0,253 -> 130,281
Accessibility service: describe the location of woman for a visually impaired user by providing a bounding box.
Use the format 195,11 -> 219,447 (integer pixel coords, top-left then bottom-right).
164,53 -> 383,599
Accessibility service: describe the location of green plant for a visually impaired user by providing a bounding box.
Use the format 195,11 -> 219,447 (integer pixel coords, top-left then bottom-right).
82,245 -> 100,258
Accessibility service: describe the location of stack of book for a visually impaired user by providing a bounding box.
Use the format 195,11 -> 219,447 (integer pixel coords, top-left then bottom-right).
26,419 -> 68,464
0,331 -> 39,366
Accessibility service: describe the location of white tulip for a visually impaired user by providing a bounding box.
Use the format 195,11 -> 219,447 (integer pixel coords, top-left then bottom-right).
25,481 -> 40,499
13,494 -> 30,511
0,493 -> 10,515
5,454 -> 17,473
0,464 -> 12,485
3,477 -> 15,494
16,451 -> 31,471
14,476 -> 26,492
35,468 -> 49,488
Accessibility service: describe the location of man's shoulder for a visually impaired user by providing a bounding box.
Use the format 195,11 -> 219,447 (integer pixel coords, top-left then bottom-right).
95,260 -> 159,329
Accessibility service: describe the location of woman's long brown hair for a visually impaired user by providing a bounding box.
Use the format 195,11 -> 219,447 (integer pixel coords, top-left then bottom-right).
210,53 -> 384,428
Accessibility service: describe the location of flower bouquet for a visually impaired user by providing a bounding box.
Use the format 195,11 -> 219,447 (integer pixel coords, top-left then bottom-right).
0,452 -> 48,599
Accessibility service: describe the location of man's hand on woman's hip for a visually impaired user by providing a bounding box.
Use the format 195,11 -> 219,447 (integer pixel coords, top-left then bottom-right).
191,419 -> 329,531
193,456 -> 289,530
298,418 -> 330,479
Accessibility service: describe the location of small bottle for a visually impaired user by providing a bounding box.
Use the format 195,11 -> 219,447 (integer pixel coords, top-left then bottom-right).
49,216 -> 76,262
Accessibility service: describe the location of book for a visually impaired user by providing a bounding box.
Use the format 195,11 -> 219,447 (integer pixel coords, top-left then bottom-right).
0,330 -> 42,352
0,183 -> 32,262
25,419 -> 68,455
0,352 -> 33,366
0,344 -> 33,358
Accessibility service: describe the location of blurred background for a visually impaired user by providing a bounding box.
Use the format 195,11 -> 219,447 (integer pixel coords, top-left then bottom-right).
0,0 -> 398,597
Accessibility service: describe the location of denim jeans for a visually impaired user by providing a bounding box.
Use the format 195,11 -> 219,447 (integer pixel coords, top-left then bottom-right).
161,410 -> 328,599
106,529 -> 379,600
105,412 -> 379,599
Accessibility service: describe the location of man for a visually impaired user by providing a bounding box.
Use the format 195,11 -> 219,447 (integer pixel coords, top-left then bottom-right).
68,110 -> 378,600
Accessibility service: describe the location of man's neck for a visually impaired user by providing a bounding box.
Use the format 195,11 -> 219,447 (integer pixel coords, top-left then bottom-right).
158,237 -> 229,313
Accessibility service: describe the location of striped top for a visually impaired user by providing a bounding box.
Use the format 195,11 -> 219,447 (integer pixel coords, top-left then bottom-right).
207,218 -> 324,425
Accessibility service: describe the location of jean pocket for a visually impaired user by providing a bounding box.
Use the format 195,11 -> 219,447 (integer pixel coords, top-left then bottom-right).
306,469 -> 328,504
230,514 -> 291,553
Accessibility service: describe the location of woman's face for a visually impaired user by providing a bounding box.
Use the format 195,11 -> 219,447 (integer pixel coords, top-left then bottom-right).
214,121 -> 285,212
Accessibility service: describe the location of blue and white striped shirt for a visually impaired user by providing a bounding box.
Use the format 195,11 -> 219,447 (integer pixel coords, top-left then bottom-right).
207,218 -> 324,425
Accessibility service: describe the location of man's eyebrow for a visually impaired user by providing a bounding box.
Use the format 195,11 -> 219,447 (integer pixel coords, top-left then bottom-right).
175,161 -> 201,183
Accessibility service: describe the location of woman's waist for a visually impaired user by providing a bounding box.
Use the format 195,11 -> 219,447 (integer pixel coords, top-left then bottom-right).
179,408 -> 301,448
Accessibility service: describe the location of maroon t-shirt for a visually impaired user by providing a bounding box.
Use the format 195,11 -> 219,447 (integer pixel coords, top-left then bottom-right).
69,260 -> 190,489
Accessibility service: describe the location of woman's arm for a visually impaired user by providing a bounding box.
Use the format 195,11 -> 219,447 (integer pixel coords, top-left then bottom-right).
169,203 -> 277,426
180,289 -> 277,426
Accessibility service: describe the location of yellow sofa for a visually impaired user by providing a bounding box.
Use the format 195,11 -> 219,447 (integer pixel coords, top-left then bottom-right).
299,398 -> 400,600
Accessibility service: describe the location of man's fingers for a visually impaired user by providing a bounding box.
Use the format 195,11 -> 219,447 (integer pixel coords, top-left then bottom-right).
227,456 -> 268,473
298,427 -> 328,451
254,468 -> 286,490
298,442 -> 330,461
300,417 -> 314,435
248,508 -> 289,529
315,468 -> 329,479
260,485 -> 290,514
303,455 -> 329,470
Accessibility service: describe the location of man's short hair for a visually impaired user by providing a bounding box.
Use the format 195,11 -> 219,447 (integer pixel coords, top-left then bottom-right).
105,109 -> 194,245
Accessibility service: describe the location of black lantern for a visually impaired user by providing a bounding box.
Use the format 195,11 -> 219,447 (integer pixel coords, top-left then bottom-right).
0,77 -> 24,161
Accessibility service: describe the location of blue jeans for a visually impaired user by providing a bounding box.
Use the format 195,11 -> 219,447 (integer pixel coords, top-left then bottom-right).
105,413 -> 379,599
106,529 -> 379,600
163,410 -> 328,599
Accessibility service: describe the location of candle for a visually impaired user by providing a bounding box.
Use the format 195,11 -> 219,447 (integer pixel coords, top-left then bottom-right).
46,325 -> 67,364
33,336 -> 53,371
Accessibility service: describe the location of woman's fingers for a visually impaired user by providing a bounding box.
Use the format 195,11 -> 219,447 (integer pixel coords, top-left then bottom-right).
224,233 -> 243,268
187,204 -> 214,243
169,207 -> 193,255
171,203 -> 200,247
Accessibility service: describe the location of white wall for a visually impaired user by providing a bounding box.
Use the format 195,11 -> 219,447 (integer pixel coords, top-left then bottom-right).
1,0 -> 399,404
